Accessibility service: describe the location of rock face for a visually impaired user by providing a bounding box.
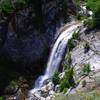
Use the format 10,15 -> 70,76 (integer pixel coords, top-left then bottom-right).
0,0 -> 77,74
0,0 -> 77,94
69,30 -> 100,94
28,81 -> 55,100
72,31 -> 100,71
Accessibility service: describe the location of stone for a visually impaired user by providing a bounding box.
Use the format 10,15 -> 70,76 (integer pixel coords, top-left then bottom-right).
46,96 -> 51,100
47,82 -> 54,91
55,85 -> 60,92
5,84 -> 19,95
49,90 -> 55,95
59,72 -> 65,79
41,86 -> 48,93
41,97 -> 46,100
34,92 -> 41,100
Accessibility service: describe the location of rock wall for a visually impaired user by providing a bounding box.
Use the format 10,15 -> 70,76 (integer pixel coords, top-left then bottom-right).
0,0 -> 77,94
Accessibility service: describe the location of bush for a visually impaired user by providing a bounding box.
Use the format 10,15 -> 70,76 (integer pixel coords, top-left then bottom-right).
0,97 -> 3,100
67,38 -> 75,51
72,31 -> 79,40
83,18 -> 94,29
86,0 -> 100,28
63,52 -> 72,70
60,67 -> 75,92
52,71 -> 60,85
82,63 -> 91,75
0,0 -> 26,14
67,31 -> 80,51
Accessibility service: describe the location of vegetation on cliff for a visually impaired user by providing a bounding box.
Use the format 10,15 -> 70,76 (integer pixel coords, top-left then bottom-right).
86,0 -> 100,28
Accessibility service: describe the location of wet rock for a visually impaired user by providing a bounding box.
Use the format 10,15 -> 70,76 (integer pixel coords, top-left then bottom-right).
46,96 -> 51,100
49,90 -> 55,95
47,82 -> 54,91
41,97 -> 46,100
5,84 -> 19,95
14,12 -> 34,37
0,20 -> 8,47
55,85 -> 60,92
59,72 -> 65,79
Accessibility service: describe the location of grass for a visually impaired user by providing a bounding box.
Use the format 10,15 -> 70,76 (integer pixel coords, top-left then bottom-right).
54,90 -> 100,100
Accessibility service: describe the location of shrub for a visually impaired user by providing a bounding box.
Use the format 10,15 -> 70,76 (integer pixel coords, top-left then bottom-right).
0,0 -> 26,14
83,18 -> 94,29
60,78 -> 69,92
82,63 -> 91,75
72,31 -> 79,40
67,38 -> 75,51
67,31 -> 80,51
66,53 -> 72,65
0,0 -> 14,14
52,71 -> 60,85
0,97 -> 3,100
60,67 -> 75,92
63,88 -> 68,93
63,52 -> 72,70
86,0 -> 100,28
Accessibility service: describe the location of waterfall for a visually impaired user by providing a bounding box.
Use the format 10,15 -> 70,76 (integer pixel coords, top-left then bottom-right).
30,21 -> 82,93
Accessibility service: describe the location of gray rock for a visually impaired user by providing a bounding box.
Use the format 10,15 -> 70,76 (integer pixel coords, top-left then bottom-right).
55,85 -> 60,92
5,84 -> 19,95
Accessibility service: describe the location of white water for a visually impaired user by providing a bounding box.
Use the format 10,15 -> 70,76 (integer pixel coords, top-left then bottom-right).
30,21 -> 82,93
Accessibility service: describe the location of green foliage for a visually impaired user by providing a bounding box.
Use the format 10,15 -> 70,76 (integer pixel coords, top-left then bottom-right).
75,0 -> 80,5
67,38 -> 75,51
0,0 -> 14,13
54,90 -> 100,100
82,80 -> 86,87
60,67 -> 74,92
86,0 -> 100,28
10,80 -> 17,85
72,31 -> 79,40
82,63 -> 91,75
63,88 -> 68,93
66,52 -> 72,65
0,97 -> 3,100
83,18 -> 94,28
52,71 -> 60,85
0,0 -> 26,14
63,52 -> 72,70
67,31 -> 80,51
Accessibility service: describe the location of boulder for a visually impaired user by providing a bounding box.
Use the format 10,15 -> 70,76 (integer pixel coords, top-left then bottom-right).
5,84 -> 19,95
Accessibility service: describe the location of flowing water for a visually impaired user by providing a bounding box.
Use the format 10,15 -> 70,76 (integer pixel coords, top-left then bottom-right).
30,21 -> 82,93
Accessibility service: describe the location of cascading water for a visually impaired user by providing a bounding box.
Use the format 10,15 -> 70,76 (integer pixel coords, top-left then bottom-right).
30,21 -> 82,94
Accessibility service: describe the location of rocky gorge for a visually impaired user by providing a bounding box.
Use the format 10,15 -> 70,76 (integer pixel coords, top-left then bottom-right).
0,0 -> 100,100
0,0 -> 77,96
